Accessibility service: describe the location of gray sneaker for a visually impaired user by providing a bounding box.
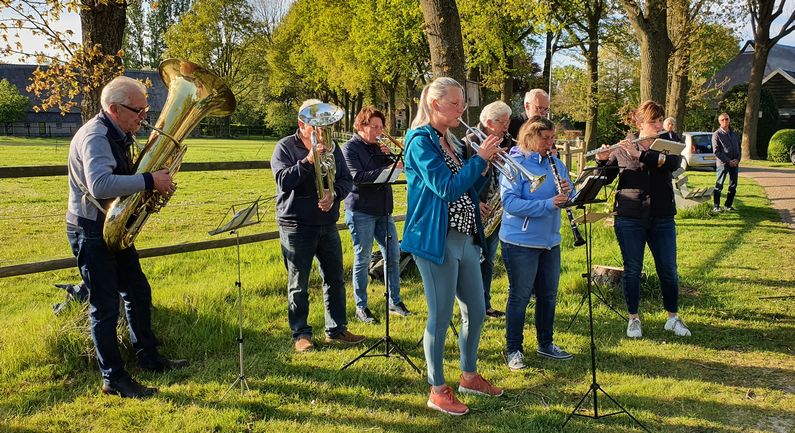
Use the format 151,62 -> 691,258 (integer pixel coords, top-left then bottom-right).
507,351 -> 527,371
664,316 -> 692,336
355,307 -> 378,324
388,302 -> 412,317
627,317 -> 642,338
537,344 -> 573,360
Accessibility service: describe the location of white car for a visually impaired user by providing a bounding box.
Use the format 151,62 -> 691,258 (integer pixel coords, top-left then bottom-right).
681,132 -> 717,171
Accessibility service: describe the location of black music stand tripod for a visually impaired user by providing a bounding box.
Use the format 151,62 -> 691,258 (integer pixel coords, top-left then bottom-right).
209,197 -> 262,398
560,177 -> 650,432
341,150 -> 422,375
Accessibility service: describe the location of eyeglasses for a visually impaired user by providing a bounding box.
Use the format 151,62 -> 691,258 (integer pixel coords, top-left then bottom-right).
119,103 -> 150,116
441,100 -> 468,111
535,106 -> 550,113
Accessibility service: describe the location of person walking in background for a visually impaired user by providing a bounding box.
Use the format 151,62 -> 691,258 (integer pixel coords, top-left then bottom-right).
508,89 -> 550,139
342,106 -> 411,325
402,77 -> 504,416
500,116 -> 575,371
462,100 -> 513,319
66,76 -> 188,399
271,99 -> 365,353
712,113 -> 741,213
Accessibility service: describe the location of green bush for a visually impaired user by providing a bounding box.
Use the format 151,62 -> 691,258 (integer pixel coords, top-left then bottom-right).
767,129 -> 795,162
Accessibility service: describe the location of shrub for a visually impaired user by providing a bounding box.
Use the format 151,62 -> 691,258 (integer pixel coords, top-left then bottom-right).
767,129 -> 795,162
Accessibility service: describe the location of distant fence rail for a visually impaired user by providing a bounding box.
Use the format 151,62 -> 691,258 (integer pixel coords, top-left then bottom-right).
0,161 -> 271,179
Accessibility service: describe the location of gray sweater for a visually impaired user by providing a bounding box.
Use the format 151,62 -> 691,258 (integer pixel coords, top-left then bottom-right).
67,111 -> 153,226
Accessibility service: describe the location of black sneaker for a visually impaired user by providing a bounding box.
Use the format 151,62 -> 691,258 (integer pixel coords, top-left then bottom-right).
355,307 -> 379,324
388,302 -> 412,316
537,343 -> 573,360
724,206 -> 736,212
486,308 -> 505,318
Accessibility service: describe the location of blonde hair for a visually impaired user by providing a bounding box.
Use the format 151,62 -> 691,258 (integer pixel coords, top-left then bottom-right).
411,77 -> 464,146
517,115 -> 555,154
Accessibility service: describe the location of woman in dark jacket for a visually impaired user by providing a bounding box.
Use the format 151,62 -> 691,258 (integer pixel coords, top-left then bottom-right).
595,100 -> 691,339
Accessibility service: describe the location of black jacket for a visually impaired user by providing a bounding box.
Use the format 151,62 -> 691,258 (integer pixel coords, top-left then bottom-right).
597,138 -> 681,219
342,133 -> 396,216
508,113 -> 528,140
271,130 -> 353,226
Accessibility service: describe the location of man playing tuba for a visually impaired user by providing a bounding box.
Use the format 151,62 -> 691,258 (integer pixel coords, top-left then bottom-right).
66,76 -> 188,399
271,99 -> 365,353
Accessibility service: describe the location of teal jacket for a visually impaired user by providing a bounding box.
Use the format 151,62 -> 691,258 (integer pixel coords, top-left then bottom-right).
401,124 -> 489,264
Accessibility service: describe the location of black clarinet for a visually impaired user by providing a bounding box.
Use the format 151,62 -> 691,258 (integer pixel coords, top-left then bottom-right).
545,149 -> 586,247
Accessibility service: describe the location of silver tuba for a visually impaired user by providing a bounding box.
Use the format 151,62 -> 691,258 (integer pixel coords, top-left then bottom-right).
103,59 -> 237,251
298,102 -> 344,199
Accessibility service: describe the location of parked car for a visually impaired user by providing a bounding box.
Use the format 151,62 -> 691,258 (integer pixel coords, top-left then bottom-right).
790,146 -> 795,165
681,132 -> 717,171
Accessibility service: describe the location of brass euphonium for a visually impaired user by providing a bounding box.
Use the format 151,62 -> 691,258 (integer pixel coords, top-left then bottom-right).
298,102 -> 344,199
103,59 -> 236,251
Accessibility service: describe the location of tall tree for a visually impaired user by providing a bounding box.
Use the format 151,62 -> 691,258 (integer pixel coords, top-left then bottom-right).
0,78 -> 30,123
741,0 -> 795,159
618,0 -> 672,103
418,0 -> 466,85
124,0 -> 147,69
2,0 -> 126,121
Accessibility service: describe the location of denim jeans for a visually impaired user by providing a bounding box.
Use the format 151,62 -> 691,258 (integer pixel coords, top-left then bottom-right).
613,216 -> 679,315
501,242 -> 560,353
344,210 -> 401,308
414,230 -> 486,386
480,230 -> 500,310
67,225 -> 159,380
278,224 -> 348,340
713,165 -> 739,208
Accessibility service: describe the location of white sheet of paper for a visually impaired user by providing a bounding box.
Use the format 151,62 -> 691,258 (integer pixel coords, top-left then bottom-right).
374,167 -> 402,184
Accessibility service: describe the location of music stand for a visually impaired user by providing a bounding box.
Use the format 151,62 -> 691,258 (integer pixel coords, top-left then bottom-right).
564,167 -> 627,330
341,150 -> 422,375
209,197 -> 262,398
561,176 -> 650,432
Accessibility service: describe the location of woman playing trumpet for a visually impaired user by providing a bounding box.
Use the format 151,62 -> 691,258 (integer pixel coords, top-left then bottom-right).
594,100 -> 691,339
402,77 -> 504,416
341,106 -> 411,324
500,116 -> 575,371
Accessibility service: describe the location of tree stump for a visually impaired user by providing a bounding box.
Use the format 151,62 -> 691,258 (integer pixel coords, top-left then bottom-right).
591,265 -> 644,288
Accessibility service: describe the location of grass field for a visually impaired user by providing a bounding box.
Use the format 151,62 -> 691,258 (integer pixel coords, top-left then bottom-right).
1,138 -> 794,432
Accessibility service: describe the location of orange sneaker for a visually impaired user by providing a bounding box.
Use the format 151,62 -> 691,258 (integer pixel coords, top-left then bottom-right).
458,373 -> 504,397
427,385 -> 469,415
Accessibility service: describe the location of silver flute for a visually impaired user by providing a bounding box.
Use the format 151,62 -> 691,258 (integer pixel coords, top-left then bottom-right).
584,131 -> 666,158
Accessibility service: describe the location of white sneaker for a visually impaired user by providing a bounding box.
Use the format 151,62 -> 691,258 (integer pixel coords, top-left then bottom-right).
626,317 -> 642,338
507,351 -> 527,371
664,316 -> 692,336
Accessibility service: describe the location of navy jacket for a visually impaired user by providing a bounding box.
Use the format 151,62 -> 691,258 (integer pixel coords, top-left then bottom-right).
271,130 -> 353,226
342,133 -> 396,216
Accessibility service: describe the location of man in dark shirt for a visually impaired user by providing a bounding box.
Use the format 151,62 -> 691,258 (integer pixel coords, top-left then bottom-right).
507,89 -> 550,139
271,99 -> 365,352
711,113 -> 741,212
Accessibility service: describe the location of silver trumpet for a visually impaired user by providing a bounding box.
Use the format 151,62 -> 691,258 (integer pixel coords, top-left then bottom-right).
584,131 -> 666,159
458,118 -> 546,192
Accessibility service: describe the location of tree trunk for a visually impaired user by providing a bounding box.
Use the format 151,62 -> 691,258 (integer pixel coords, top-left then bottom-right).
80,0 -> 127,122
418,0 -> 466,85
387,83 -> 397,133
665,0 -> 690,130
584,30 -> 599,151
621,0 -> 671,104
500,54 -> 514,104
542,32 -> 553,94
742,43 -> 770,160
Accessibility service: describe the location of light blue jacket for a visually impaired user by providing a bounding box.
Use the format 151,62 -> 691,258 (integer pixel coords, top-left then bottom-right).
498,147 -> 574,249
401,124 -> 488,264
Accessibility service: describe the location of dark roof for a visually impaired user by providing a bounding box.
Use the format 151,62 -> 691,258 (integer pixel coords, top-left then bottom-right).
709,42 -> 795,91
0,63 -> 169,114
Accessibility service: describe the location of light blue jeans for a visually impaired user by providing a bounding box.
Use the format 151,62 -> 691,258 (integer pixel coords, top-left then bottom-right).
345,210 -> 402,308
414,230 -> 486,386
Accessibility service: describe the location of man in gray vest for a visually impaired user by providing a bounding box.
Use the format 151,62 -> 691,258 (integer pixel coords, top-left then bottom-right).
711,113 -> 741,213
66,76 -> 187,398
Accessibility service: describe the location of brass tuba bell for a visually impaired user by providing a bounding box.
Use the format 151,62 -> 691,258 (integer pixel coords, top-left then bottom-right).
103,59 -> 237,251
298,102 -> 344,199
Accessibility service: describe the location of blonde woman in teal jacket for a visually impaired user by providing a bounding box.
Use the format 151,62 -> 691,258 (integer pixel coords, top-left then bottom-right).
402,77 -> 503,416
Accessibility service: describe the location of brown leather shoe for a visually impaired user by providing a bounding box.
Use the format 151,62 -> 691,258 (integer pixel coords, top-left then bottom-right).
294,335 -> 314,352
324,330 -> 365,345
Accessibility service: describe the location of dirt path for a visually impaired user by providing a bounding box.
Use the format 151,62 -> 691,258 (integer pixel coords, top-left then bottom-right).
739,165 -> 795,228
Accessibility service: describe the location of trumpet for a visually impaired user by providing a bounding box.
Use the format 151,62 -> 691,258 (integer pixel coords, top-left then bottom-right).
298,102 -> 344,199
584,131 -> 666,159
458,118 -> 546,192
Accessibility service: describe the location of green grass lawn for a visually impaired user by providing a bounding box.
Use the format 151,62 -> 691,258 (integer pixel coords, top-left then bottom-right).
1,139 -> 794,432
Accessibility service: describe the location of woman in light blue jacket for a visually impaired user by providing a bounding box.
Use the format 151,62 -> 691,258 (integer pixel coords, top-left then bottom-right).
402,77 -> 503,415
500,116 -> 574,371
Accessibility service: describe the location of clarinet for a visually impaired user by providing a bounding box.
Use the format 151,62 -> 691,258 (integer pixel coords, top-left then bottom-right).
545,149 -> 586,247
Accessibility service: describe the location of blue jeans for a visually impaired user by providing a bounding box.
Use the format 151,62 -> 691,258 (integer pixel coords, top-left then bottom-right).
480,230 -> 500,310
414,230 -> 486,386
344,210 -> 401,308
613,216 -> 679,315
714,165 -> 739,208
67,225 -> 159,380
501,242 -> 561,353
278,224 -> 348,340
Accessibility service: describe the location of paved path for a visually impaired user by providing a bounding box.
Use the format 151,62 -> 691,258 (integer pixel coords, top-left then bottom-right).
739,165 -> 795,228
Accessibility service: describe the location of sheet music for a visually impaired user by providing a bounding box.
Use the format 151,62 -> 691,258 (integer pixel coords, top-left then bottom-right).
374,167 -> 402,184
